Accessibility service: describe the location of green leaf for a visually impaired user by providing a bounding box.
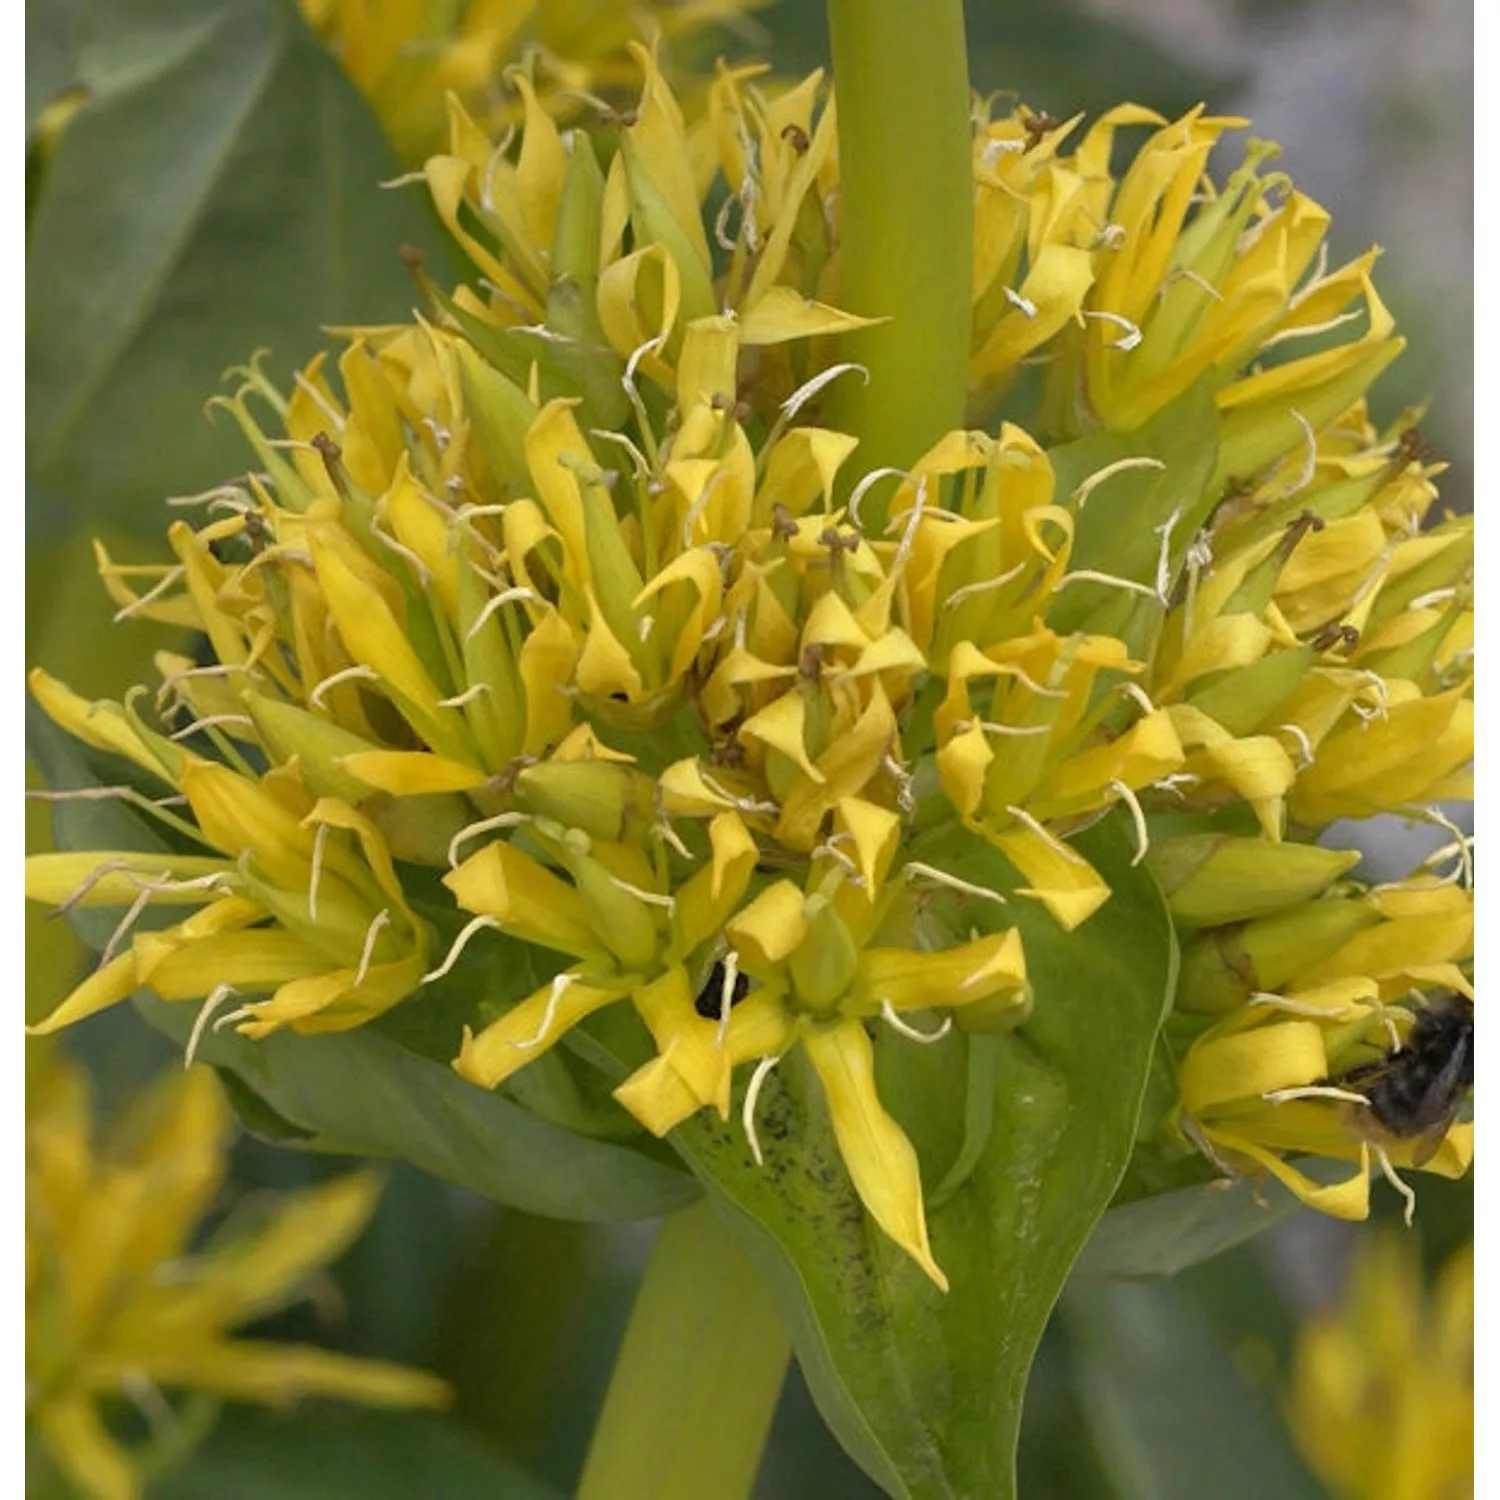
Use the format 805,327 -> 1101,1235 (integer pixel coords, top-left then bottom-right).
26,0 -> 455,529
1060,1277 -> 1331,1500
1072,1157 -> 1356,1281
148,1407 -> 561,1500
132,988 -> 701,1224
666,816 -> 1177,1499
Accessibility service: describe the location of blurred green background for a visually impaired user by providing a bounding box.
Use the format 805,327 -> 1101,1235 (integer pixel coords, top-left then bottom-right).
27,2 -> 1472,1496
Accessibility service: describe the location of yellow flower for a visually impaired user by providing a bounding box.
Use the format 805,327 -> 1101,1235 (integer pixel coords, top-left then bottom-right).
1172,871 -> 1473,1218
26,1059 -> 447,1500
1289,1236 -> 1472,1500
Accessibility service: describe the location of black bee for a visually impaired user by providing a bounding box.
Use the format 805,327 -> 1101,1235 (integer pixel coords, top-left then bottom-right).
693,959 -> 750,1021
1334,994 -> 1473,1160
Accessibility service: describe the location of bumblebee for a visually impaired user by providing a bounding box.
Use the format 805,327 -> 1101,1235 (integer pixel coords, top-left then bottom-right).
1334,994 -> 1474,1161
693,958 -> 750,1021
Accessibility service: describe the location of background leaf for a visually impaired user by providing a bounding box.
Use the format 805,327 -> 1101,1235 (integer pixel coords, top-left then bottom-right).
26,0 -> 454,530
147,1407 -> 561,1500
662,816 -> 1177,1499
1060,1274 -> 1330,1500
132,989 -> 701,1225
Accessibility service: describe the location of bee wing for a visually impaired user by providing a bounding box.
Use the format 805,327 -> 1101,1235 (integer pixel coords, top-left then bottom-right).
1406,1115 -> 1458,1169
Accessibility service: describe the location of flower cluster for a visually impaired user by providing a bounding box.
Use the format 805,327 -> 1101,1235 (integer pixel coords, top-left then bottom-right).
26,60 -> 1473,1284
26,1059 -> 446,1500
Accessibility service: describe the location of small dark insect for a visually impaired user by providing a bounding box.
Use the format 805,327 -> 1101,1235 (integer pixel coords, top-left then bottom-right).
781,123 -> 811,155
1391,425 -> 1434,469
1334,993 -> 1474,1163
242,509 -> 269,555
694,959 -> 750,1021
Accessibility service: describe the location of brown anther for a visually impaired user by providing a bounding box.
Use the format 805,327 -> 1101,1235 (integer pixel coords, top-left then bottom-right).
1274,509 -> 1327,563
1309,622 -> 1360,652
818,526 -> 860,558
397,243 -> 425,271
311,432 -> 347,493
770,503 -> 798,541
781,123 -> 810,155
800,643 -> 826,681
1021,111 -> 1060,153
242,510 -> 269,555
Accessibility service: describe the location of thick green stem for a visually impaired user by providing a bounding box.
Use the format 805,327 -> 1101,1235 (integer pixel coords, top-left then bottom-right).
576,1202 -> 791,1500
827,0 -> 973,529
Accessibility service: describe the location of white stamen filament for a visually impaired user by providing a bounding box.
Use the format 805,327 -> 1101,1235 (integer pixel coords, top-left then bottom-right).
1374,1144 -> 1418,1227
715,950 -> 741,1049
1406,586 -> 1459,610
608,876 -> 675,911
98,883 -> 159,968
1278,723 -> 1315,768
780,362 -> 869,424
1248,991 -> 1362,1021
1263,1085 -> 1372,1107
353,909 -> 391,989
184,984 -> 239,1070
1153,504 -> 1184,602
1110,779 -> 1150,866
166,483 -> 254,509
213,1005 -> 258,1034
1054,569 -> 1159,600
1413,805 -> 1473,888
880,999 -> 954,1045
51,857 -> 131,917
464,586 -> 537,642
1283,409 -> 1318,497
1084,310 -> 1143,350
903,861 -> 1008,905
167,713 -> 254,742
437,683 -> 491,708
294,373 -> 346,432
1003,286 -> 1037,318
742,1053 -> 781,1167
309,664 -> 380,708
847,467 -> 914,530
680,468 -> 730,548
112,566 -> 186,622
308,822 -> 329,922
1071,457 -> 1165,511
513,972 -> 575,1050
421,914 -> 501,984
369,515 -> 434,583
447,812 -> 530,870
941,562 -> 1027,610
1259,309 -> 1363,350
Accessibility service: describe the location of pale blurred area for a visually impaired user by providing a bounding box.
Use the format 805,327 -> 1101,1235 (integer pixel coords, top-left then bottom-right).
1084,0 -> 1474,516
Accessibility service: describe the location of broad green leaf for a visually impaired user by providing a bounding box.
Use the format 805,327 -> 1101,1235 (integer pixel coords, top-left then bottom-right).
148,1407 -> 561,1500
1060,1277 -> 1331,1500
1072,1157 -> 1354,1281
26,0 -> 454,528
664,817 -> 1176,1499
133,988 -> 701,1224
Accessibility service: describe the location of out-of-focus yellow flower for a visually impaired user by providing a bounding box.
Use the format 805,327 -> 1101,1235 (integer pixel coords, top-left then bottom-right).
26,1059 -> 448,1500
1289,1236 -> 1472,1500
301,0 -> 764,164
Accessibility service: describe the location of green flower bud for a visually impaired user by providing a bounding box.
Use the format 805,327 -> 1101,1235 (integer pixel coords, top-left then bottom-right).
1147,833 -> 1359,928
514,759 -> 656,843
789,896 -> 861,1014
244,692 -> 381,803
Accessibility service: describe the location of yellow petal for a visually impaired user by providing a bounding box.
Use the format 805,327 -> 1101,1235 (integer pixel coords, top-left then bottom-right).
992,825 -> 1110,930
26,952 -> 139,1036
453,974 -> 620,1088
1180,1019 -> 1328,1114
726,880 -> 808,968
1206,1129 -> 1371,1220
338,750 -> 489,795
32,1397 -> 137,1500
802,1021 -> 948,1291
444,843 -> 601,959
862,927 -> 1028,1015
737,286 -> 882,344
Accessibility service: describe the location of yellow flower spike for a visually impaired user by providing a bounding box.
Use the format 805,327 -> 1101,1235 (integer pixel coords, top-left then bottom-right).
454,972 -> 624,1089
802,1022 -> 949,1291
